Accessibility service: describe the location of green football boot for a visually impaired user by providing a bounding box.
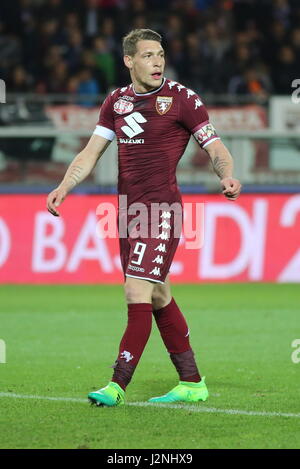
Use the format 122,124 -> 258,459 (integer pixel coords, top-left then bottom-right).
88,381 -> 125,407
148,377 -> 208,403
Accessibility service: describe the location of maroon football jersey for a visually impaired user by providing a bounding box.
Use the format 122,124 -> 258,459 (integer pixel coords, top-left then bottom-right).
94,77 -> 219,206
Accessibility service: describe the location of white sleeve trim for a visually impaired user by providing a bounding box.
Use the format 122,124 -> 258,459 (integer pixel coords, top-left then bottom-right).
93,125 -> 116,141
202,137 -> 220,148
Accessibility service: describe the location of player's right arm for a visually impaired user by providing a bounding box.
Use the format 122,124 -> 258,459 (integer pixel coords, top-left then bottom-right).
47,134 -> 111,216
47,92 -> 117,216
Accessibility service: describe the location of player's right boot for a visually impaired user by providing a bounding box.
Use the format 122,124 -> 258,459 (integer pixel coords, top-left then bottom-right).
88,381 -> 125,407
148,377 -> 208,403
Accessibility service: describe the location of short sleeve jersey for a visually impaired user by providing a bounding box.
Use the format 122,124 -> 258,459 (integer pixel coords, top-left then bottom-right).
94,78 -> 219,206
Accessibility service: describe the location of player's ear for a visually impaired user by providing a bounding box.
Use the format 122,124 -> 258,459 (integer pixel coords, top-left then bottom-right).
124,55 -> 133,70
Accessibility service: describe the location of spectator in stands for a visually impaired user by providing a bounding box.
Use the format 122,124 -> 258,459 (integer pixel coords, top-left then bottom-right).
64,12 -> 82,37
0,0 -> 298,97
165,14 -> 185,41
10,65 -> 32,92
290,27 -> 300,61
224,42 -> 253,90
76,67 -> 100,106
272,45 -> 298,94
45,59 -> 69,93
101,17 -> 118,52
199,21 -> 232,92
261,20 -> 288,66
65,29 -> 84,73
273,0 -> 291,28
38,0 -> 66,22
228,66 -> 271,99
81,48 -> 107,89
167,38 -> 187,79
0,22 -> 21,80
93,35 -> 116,87
183,32 -> 206,91
81,0 -> 102,38
131,14 -> 148,30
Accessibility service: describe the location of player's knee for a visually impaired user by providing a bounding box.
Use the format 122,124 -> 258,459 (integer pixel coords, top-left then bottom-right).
152,288 -> 171,310
124,281 -> 151,304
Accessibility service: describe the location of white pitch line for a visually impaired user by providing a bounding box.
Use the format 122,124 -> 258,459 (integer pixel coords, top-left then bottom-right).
0,392 -> 300,419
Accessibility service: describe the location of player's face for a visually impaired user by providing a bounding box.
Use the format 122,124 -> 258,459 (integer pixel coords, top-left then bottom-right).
125,40 -> 165,93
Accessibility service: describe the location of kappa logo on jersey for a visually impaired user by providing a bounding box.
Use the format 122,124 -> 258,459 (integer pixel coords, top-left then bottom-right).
156,96 -> 173,115
114,98 -> 134,115
120,95 -> 135,101
195,98 -> 203,109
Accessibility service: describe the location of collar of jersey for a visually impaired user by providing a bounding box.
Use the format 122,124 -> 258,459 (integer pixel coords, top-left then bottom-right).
132,77 -> 166,96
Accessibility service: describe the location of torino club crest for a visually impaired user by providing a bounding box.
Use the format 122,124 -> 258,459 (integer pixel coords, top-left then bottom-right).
114,98 -> 134,115
156,96 -> 173,115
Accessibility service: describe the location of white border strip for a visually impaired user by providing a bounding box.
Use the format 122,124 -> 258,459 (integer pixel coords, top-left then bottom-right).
0,393 -> 300,418
93,125 -> 116,141
125,273 -> 164,284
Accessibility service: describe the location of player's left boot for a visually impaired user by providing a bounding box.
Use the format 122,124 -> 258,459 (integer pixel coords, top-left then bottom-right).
88,381 -> 125,407
148,376 -> 208,403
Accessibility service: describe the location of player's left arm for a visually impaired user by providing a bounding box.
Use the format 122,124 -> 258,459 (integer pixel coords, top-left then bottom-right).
178,88 -> 242,200
204,139 -> 242,201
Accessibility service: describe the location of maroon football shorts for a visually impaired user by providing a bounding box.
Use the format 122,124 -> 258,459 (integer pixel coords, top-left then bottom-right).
118,205 -> 182,284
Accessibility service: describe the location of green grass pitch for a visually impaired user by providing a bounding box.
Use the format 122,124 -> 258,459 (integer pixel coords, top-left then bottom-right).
0,284 -> 299,449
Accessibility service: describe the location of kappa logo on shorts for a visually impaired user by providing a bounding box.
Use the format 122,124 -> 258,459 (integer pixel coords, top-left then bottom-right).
149,267 -> 161,276
152,255 -> 164,264
156,231 -> 169,240
155,243 -> 167,253
156,96 -> 173,115
159,220 -> 171,229
114,98 -> 134,114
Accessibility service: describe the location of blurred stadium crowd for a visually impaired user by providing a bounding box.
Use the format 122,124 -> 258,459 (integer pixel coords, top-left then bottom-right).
0,0 -> 299,98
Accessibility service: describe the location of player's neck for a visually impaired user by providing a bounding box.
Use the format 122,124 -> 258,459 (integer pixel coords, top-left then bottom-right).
132,78 -> 164,95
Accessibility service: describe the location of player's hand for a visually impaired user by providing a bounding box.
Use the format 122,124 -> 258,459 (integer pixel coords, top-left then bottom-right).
220,177 -> 242,201
47,185 -> 68,216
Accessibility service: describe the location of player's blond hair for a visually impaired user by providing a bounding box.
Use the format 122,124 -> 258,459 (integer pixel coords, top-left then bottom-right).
122,29 -> 162,56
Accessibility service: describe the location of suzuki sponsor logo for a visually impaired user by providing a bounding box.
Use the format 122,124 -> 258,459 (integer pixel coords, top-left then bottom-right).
119,138 -> 145,144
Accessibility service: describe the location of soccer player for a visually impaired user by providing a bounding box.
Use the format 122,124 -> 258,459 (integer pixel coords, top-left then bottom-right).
47,29 -> 242,407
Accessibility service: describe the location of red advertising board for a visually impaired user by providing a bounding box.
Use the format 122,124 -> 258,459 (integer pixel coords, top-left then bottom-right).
0,194 -> 299,283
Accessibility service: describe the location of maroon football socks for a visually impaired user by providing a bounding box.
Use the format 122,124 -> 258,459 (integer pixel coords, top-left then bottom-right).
153,298 -> 201,383
112,303 -> 152,390
112,298 -> 201,391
